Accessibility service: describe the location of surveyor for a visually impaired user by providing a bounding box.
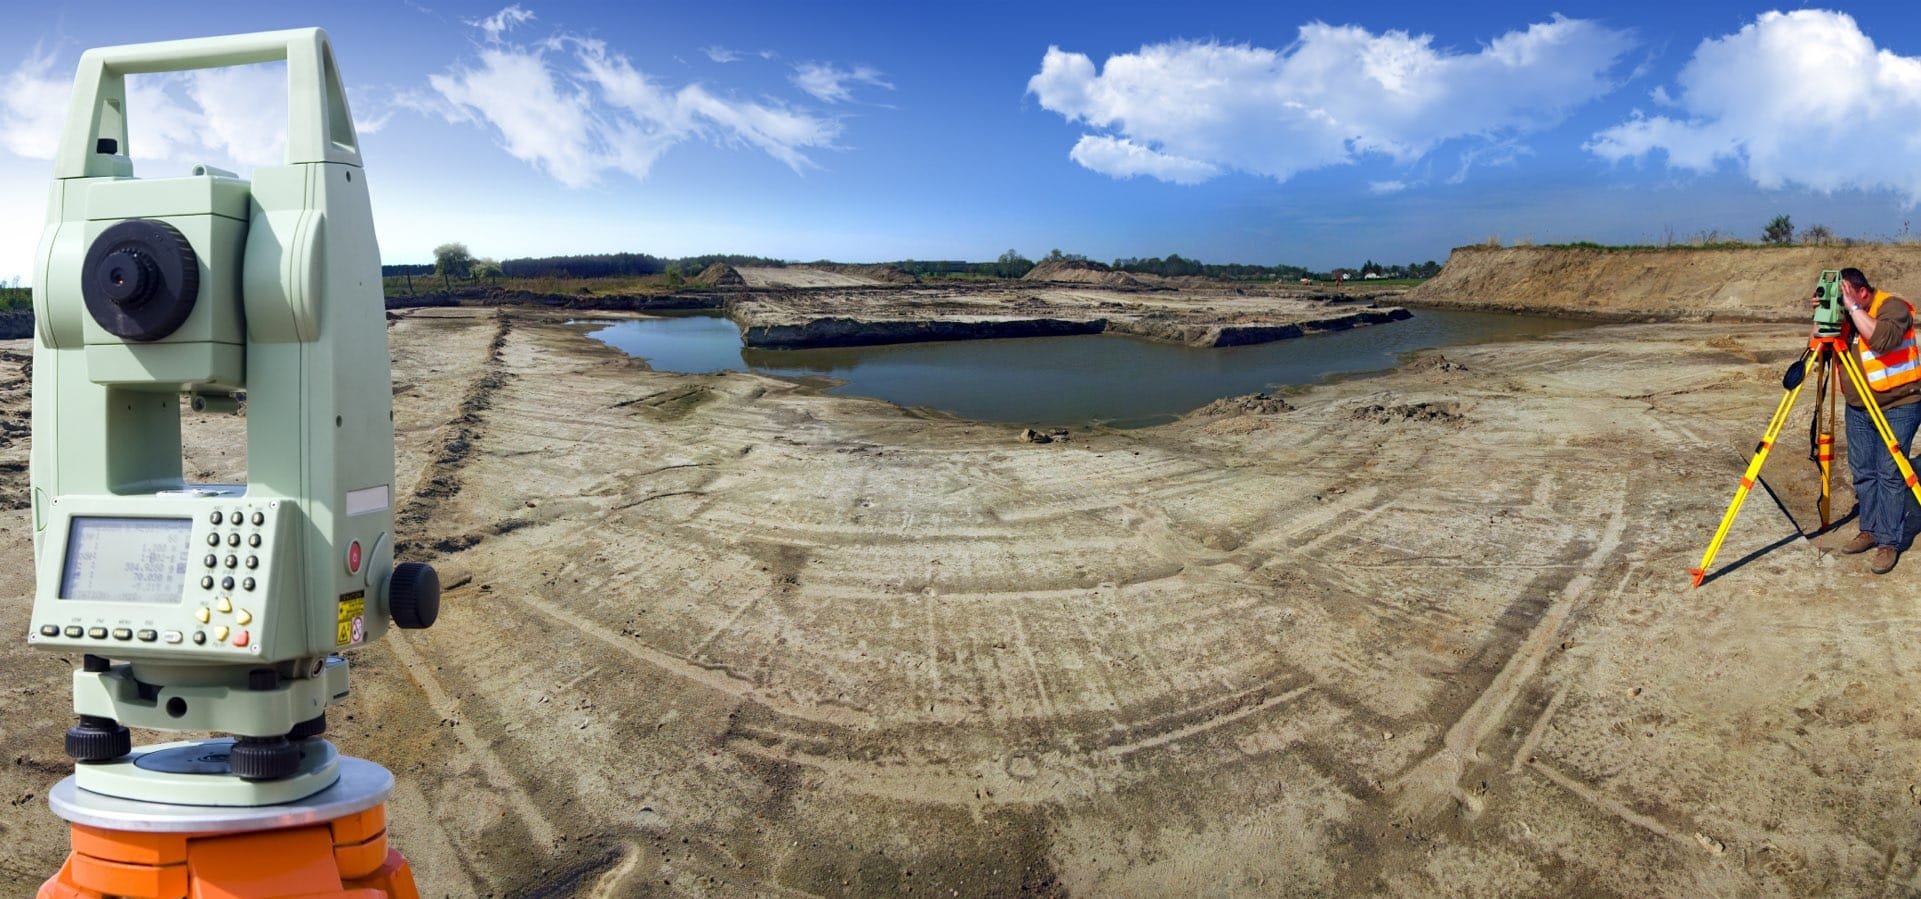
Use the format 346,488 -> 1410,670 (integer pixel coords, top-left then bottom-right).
1826,267 -> 1921,573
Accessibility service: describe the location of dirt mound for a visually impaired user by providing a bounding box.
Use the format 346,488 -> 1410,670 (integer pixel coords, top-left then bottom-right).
1350,400 -> 1464,425
1190,392 -> 1292,417
690,263 -> 745,287
1023,259 -> 1145,287
817,263 -> 919,285
1407,244 -> 1921,321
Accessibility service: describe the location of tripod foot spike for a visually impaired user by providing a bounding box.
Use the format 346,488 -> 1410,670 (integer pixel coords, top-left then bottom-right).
1689,568 -> 1706,588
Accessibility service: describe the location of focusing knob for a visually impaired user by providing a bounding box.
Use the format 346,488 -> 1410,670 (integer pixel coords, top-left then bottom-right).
390,562 -> 440,629
81,218 -> 200,341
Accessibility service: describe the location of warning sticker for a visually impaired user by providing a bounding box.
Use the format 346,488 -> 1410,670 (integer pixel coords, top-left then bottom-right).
337,591 -> 367,647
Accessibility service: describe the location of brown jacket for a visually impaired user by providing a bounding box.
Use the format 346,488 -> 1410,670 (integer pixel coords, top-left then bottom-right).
1840,291 -> 1921,409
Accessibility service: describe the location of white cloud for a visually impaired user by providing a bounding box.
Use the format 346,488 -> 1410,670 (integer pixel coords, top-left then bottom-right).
1028,16 -> 1636,185
0,48 -> 290,173
1069,135 -> 1217,184
703,45 -> 741,64
791,62 -> 892,104
469,5 -> 535,41
1588,10 -> 1921,204
0,45 -> 67,160
427,13 -> 843,186
1369,180 -> 1408,195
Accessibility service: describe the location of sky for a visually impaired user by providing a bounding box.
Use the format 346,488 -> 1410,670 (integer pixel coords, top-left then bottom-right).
2,1 -> 1920,282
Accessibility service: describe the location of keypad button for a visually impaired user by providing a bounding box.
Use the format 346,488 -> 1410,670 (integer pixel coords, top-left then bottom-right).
214,626 -> 229,642
87,627 -> 108,639
251,512 -> 265,526
236,609 -> 253,626
227,533 -> 240,547
162,630 -> 183,644
137,629 -> 157,642
224,555 -> 238,569
216,597 -> 233,614
203,553 -> 217,568
192,631 -> 207,645
248,534 -> 262,548
211,511 -> 224,525
207,533 -> 221,546
38,624 -> 59,637
64,626 -> 83,638
245,555 -> 258,569
221,576 -> 235,592
111,628 -> 132,641
232,630 -> 250,648
201,575 -> 215,590
242,577 -> 256,592
195,608 -> 212,624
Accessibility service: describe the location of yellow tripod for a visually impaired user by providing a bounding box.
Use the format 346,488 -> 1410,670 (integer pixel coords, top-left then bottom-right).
1691,333 -> 1921,586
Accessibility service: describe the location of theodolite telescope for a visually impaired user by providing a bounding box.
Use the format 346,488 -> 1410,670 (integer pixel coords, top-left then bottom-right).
25,28 -> 438,806
1812,269 -> 1846,336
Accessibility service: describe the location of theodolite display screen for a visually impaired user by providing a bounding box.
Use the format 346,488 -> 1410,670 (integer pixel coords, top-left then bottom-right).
58,517 -> 193,604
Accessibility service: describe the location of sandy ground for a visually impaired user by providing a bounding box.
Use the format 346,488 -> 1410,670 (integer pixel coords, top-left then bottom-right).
4,309 -> 1921,896
734,267 -> 889,289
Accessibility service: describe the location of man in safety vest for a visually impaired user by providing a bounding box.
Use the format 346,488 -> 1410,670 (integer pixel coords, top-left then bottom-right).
1831,267 -> 1921,573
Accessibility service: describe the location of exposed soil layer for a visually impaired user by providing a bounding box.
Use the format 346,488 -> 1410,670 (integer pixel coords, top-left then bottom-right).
1408,244 -> 1921,321
728,285 -> 1408,349
4,307 -> 1919,895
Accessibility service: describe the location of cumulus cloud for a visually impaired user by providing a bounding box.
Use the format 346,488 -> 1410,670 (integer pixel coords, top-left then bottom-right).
426,9 -> 842,186
790,62 -> 892,104
1069,135 -> 1217,184
1588,10 -> 1921,203
1029,15 -> 1635,185
0,48 -> 290,171
0,45 -> 68,160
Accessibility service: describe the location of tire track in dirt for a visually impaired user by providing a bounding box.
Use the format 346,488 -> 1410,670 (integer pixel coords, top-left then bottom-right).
1389,489 -> 1629,820
394,311 -> 512,558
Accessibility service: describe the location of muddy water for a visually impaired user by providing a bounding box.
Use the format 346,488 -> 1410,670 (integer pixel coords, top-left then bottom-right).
587,310 -> 1591,427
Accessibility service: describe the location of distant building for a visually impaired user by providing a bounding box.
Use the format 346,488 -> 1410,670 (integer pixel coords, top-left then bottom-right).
1363,272 -> 1383,279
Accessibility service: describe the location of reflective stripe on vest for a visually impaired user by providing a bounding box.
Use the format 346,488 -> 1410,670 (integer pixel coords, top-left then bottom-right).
1855,290 -> 1921,391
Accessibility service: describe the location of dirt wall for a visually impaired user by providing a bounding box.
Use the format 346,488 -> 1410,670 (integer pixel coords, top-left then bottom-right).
1406,244 -> 1921,321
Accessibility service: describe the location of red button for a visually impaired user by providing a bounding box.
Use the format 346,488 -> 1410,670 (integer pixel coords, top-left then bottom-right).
347,541 -> 362,574
233,630 -> 250,648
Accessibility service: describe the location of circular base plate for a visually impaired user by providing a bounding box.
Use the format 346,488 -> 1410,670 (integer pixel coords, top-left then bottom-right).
49,749 -> 394,834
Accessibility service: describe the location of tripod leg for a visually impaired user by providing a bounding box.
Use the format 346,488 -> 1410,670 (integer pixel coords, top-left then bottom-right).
1691,354 -> 1818,586
1833,348 -> 1921,509
1817,357 -> 1835,527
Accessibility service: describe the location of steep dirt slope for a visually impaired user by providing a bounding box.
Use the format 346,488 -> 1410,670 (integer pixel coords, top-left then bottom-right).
1408,245 -> 1921,320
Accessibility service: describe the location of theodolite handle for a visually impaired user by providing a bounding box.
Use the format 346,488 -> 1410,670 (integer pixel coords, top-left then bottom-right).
54,27 -> 361,180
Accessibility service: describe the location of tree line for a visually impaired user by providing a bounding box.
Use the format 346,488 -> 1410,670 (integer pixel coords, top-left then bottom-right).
384,244 -> 1443,283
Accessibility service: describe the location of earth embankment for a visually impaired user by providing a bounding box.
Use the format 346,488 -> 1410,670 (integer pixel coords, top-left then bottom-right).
1408,244 -> 1921,320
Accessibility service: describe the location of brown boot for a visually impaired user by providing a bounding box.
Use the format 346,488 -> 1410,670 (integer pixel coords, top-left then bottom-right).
1872,546 -> 1899,575
1840,532 -> 1877,554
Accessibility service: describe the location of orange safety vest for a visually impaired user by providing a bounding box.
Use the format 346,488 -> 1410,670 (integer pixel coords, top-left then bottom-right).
1855,290 -> 1921,392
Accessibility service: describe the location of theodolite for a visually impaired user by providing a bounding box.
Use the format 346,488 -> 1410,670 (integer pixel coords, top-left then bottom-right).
25,24 -> 437,834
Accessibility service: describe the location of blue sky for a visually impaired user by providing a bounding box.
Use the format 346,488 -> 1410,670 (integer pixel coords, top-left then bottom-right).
2,1 -> 1919,281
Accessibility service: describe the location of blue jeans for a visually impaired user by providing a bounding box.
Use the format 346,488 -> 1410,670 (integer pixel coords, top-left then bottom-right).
1846,401 -> 1921,549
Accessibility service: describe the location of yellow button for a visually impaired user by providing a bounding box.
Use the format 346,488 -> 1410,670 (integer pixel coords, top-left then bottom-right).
215,597 -> 233,613
214,626 -> 230,642
195,608 -> 211,624
236,609 -> 253,626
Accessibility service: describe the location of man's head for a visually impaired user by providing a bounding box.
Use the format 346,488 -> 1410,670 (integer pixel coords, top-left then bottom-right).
1841,267 -> 1873,303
